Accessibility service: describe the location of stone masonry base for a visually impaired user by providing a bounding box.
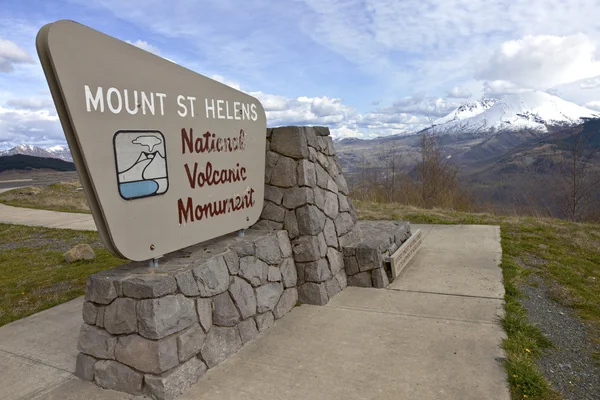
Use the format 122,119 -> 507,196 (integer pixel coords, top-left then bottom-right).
76,229 -> 298,400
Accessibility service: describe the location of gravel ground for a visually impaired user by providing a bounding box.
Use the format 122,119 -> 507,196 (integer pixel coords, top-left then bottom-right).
520,277 -> 600,400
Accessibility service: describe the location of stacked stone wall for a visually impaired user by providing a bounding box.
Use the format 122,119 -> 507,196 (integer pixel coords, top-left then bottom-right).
255,126 -> 361,305
76,230 -> 297,400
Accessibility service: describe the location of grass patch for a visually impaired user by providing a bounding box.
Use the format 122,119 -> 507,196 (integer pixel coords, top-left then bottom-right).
0,223 -> 124,327
355,200 -> 600,399
0,182 -> 91,214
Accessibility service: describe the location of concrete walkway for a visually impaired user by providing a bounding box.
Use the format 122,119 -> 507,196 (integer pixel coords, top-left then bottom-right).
0,224 -> 509,400
0,203 -> 96,230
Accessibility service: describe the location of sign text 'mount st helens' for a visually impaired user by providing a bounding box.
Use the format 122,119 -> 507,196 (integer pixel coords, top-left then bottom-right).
36,20 -> 267,261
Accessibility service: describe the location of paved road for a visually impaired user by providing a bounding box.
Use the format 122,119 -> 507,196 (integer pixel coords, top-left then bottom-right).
0,203 -> 96,230
0,224 -> 509,400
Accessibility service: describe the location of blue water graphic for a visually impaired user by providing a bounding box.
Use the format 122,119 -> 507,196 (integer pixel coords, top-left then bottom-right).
119,180 -> 158,199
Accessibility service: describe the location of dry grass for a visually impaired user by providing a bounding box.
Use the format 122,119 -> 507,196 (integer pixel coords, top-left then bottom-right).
0,182 -> 91,213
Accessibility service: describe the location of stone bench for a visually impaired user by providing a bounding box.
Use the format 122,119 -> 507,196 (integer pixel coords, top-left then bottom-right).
76,229 -> 298,399
342,221 -> 411,288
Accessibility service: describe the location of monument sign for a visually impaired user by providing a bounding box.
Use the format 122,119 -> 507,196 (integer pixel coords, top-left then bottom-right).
37,20 -> 267,261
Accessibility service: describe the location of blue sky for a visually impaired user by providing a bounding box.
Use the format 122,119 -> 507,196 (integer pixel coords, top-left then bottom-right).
2,0 -> 600,148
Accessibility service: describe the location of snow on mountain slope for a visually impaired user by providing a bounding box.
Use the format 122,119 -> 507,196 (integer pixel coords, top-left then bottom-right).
0,144 -> 73,161
431,91 -> 599,135
434,98 -> 497,125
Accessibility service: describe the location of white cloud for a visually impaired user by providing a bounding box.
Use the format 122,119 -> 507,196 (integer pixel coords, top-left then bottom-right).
482,80 -> 533,97
447,86 -> 472,98
384,96 -> 462,118
0,105 -> 63,148
478,34 -> 600,90
210,75 -> 241,90
585,101 -> 600,111
0,39 -> 33,73
5,96 -> 54,110
126,39 -> 161,55
580,76 -> 600,89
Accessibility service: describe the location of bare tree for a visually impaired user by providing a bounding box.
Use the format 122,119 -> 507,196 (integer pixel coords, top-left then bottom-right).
379,144 -> 405,202
553,124 -> 600,221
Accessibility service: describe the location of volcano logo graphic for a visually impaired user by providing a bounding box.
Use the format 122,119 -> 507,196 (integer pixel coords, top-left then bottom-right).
113,130 -> 169,200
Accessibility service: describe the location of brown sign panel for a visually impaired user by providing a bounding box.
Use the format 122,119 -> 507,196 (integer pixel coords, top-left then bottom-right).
37,20 -> 267,261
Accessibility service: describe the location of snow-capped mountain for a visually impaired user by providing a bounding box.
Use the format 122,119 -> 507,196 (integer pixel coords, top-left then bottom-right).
0,144 -> 73,162
430,92 -> 599,135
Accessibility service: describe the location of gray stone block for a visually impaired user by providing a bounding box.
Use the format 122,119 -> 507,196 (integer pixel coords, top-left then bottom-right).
298,282 -> 328,305
334,174 -> 349,196
279,258 -> 297,288
77,323 -> 116,359
255,312 -> 274,332
338,193 -> 350,212
177,324 -> 206,362
292,236 -> 321,262
334,213 -> 355,236
94,360 -> 143,395
347,271 -> 373,287
318,232 -> 328,257
284,210 -> 299,239
269,156 -> 297,188
304,127 -> 319,148
315,164 -> 330,190
137,294 -> 197,339
282,187 -> 314,209
228,276 -> 256,319
252,220 -> 283,230
114,334 -> 178,374
260,201 -> 286,222
277,230 -> 293,258
273,288 -> 298,319
201,326 -> 243,368
323,219 -> 338,248
122,275 -> 177,299
313,126 -> 330,136
264,151 -> 280,182
344,256 -> 359,275
82,301 -> 98,325
371,268 -> 390,288
104,297 -> 137,335
256,282 -> 284,313
195,298 -> 212,332
95,306 -> 105,328
324,136 -> 336,156
85,275 -> 117,305
314,187 -> 326,211
270,126 -> 309,159
303,259 -> 332,282
145,357 -> 207,400
268,266 -> 282,282
212,292 -> 241,327
264,184 -> 284,205
174,270 -> 200,296
296,205 -> 326,236
325,277 -> 342,299
223,250 -> 240,275
230,241 -> 254,257
297,159 -> 316,187
327,248 -> 344,275
193,256 -> 230,297
308,146 -> 317,161
238,318 -> 259,344
356,247 -> 383,271
239,256 -> 268,287
75,353 -> 97,381
255,234 -> 283,264
335,269 -> 348,290
323,190 -> 340,219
